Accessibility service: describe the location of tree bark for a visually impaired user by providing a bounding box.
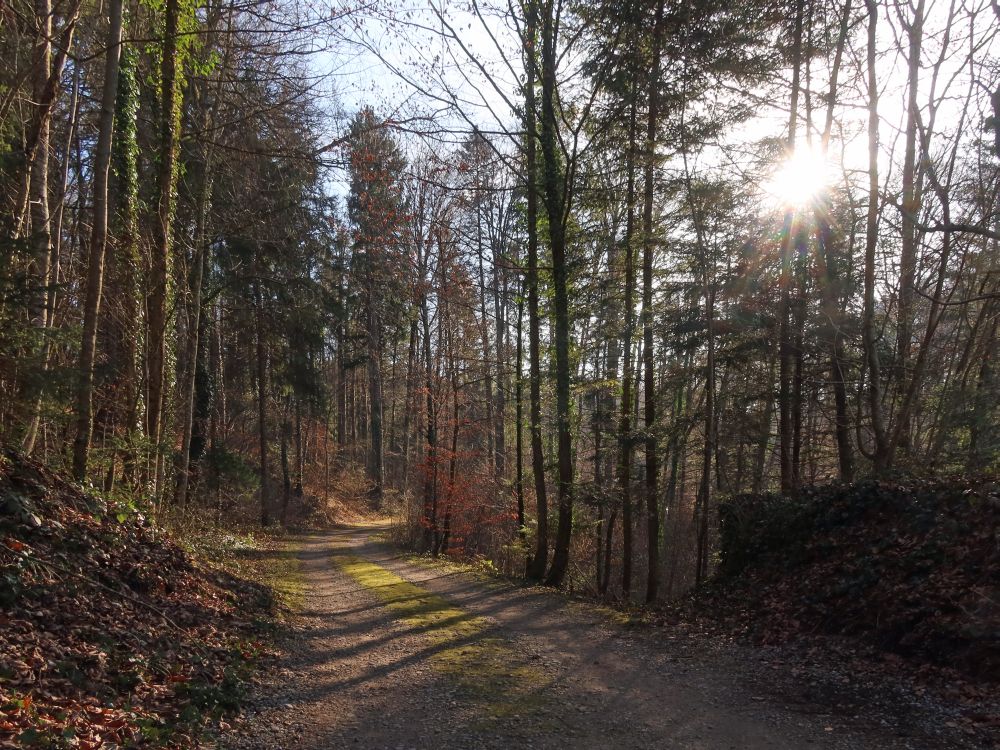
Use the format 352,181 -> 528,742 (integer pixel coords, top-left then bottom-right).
367,300 -> 384,507
71,0 -> 124,480
401,317 -> 418,490
778,0 -> 803,497
174,44 -> 225,503
539,0 -> 574,588
863,0 -> 889,470
515,285 -> 526,537
641,0 -> 665,603
524,0 -> 549,581
281,411 -> 291,525
894,0 -> 926,457
255,277 -> 271,526
421,255 -> 438,551
619,103 -> 638,598
148,0 -> 183,500
815,0 -> 854,481
695,288 -> 716,584
22,0 -> 80,454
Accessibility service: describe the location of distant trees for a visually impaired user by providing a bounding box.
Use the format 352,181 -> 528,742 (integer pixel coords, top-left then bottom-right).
0,0 -> 997,601
346,107 -> 408,507
361,0 -> 998,599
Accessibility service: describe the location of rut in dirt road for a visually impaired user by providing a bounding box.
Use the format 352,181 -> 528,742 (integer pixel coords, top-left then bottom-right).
222,526 -> 954,750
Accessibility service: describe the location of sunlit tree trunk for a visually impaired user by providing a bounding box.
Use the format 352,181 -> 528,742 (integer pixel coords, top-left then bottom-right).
22,0 -> 79,454
367,299 -> 384,507
280,409 -> 291,525
421,245 -> 438,550
255,275 -> 271,526
401,317 -> 418,490
492,242 -> 508,482
778,0 -> 803,497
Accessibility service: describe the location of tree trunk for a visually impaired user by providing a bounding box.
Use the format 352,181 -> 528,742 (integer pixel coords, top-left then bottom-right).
103,46 -> 141,488
493,243 -> 508,482
281,413 -> 291,525
148,0 -> 183,500
401,317 -> 417,490
173,148 -> 211,505
71,0 -> 124,480
619,102 -> 638,598
421,288 -> 437,550
778,0 -> 803,497
20,0 -> 66,454
539,0 -> 574,588
515,286 -> 526,537
894,0 -> 925,457
337,322 -> 347,452
255,277 -> 271,527
695,289 -> 716,584
295,398 -> 304,496
641,0 -> 665,603
863,0 -> 889,470
367,299 -> 384,507
524,0 -> 548,581
815,0 -> 854,481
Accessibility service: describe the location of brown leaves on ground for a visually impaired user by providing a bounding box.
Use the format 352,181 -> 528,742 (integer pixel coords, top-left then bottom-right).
0,450 -> 278,748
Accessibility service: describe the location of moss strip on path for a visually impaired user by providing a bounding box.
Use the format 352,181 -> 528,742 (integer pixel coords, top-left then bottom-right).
332,553 -> 553,723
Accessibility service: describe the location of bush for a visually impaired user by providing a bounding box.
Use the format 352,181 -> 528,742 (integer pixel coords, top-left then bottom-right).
711,477 -> 1000,680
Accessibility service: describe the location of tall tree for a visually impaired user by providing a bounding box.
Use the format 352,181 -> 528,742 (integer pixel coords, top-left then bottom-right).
538,0 -> 575,588
71,0 -> 125,480
523,0 -> 549,581
346,108 -> 406,507
148,0 -> 184,498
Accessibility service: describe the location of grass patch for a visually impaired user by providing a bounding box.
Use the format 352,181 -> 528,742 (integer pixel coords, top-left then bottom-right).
333,554 -> 483,638
332,553 -> 553,726
263,541 -> 306,614
174,523 -> 306,619
398,550 -> 635,628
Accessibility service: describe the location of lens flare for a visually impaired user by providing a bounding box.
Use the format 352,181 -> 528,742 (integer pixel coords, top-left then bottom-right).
764,144 -> 831,209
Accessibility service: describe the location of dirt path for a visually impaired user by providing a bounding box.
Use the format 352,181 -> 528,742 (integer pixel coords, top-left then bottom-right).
221,525 -> 966,750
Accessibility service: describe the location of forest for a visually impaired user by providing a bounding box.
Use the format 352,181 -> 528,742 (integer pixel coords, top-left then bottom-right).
1,0 -> 999,745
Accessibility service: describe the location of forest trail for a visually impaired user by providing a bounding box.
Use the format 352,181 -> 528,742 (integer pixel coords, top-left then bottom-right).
221,525 -> 936,750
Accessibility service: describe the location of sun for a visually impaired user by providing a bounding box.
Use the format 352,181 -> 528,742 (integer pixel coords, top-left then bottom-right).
763,143 -> 832,209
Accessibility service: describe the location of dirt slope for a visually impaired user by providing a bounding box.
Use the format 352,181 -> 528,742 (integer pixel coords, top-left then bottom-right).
0,450 -> 277,747
224,525 -> 986,750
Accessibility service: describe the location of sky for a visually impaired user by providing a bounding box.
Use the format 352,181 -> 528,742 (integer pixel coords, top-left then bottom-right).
300,0 -> 998,218
314,1 -> 521,145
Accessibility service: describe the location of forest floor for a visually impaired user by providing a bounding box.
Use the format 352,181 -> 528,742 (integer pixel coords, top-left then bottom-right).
221,523 -> 988,750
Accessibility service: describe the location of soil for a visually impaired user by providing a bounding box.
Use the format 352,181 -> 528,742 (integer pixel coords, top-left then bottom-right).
221,524 -> 986,750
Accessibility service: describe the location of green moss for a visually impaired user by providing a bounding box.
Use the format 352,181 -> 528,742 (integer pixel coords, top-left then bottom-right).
333,554 -> 482,636
265,542 -> 306,614
402,551 -> 635,628
332,553 -> 553,726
